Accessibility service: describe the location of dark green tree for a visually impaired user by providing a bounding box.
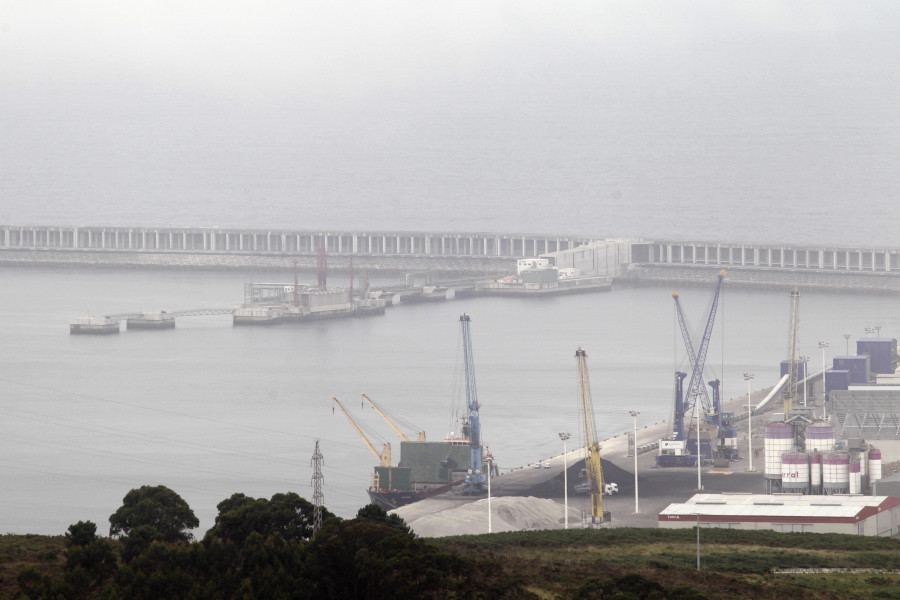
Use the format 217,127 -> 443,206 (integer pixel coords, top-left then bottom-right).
109,485 -> 198,562
206,491 -> 332,546
65,520 -> 98,548
355,503 -> 412,536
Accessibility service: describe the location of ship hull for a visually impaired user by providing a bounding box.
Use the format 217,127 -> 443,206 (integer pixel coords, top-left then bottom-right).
367,489 -> 428,511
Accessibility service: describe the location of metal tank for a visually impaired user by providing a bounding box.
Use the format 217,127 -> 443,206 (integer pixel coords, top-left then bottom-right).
804,422 -> 835,453
849,461 -> 861,494
781,453 -> 810,492
809,453 -> 822,494
869,449 -> 883,488
823,453 -> 850,494
765,422 -> 794,493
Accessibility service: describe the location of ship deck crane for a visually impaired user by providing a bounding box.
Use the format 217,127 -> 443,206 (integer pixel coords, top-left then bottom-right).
576,348 -> 608,524
361,393 -> 426,442
332,397 -> 391,467
459,314 -> 486,495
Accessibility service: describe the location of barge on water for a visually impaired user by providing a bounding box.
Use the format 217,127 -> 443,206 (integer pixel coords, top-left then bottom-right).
235,283 -> 385,326
126,312 -> 176,330
69,316 -> 120,335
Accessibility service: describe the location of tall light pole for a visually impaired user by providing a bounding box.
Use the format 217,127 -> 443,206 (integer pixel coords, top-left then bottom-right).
485,449 -> 493,533
629,411 -> 640,514
696,513 -> 701,570
843,334 -> 850,355
695,399 -> 702,490
559,432 -> 570,529
799,355 -> 809,407
744,372 -> 755,472
818,341 -> 829,421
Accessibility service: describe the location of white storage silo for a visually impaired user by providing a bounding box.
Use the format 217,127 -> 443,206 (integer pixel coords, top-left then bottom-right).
781,453 -> 810,492
823,453 -> 850,494
869,449 -> 883,488
849,461 -> 861,494
809,453 -> 822,493
765,422 -> 794,493
805,422 -> 835,453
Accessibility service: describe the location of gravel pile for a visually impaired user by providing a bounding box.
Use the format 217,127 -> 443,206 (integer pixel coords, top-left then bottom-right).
400,496 -> 579,538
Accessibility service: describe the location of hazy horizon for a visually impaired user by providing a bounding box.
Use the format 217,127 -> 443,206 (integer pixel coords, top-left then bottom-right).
3,2 -> 899,243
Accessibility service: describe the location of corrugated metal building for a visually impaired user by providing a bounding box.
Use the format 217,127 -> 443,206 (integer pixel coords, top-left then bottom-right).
659,493 -> 900,536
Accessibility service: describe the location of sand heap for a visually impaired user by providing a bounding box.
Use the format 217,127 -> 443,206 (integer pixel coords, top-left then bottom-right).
400,496 -> 582,538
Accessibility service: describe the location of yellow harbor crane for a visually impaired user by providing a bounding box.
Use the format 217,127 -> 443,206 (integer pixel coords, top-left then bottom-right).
332,396 -> 391,467
576,348 -> 609,525
361,393 -> 426,442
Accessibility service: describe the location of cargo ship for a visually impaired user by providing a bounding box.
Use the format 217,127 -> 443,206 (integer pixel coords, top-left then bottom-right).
368,437 -> 473,510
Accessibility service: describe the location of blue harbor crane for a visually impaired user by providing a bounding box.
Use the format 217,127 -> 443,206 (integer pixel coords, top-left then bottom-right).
459,314 -> 486,495
657,270 -> 726,467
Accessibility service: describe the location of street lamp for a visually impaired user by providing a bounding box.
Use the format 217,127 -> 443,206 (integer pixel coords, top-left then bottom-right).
694,399 -> 702,490
818,341 -> 829,421
744,372 -> 755,472
485,449 -> 493,533
696,513 -> 701,570
559,432 -> 571,529
799,355 -> 809,407
843,334 -> 850,355
629,411 -> 640,514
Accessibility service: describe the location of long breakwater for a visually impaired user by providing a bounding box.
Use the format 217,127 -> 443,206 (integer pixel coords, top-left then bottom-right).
2,225 -> 900,291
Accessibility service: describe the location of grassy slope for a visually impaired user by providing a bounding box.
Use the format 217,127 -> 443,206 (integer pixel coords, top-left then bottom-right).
0,535 -> 66,598
3,529 -> 900,599
432,528 -> 900,599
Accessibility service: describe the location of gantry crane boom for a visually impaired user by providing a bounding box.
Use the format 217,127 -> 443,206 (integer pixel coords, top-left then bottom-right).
576,348 -> 604,522
361,393 -> 426,442
671,270 -> 726,439
332,397 -> 390,467
460,314 -> 486,495
784,289 -> 800,416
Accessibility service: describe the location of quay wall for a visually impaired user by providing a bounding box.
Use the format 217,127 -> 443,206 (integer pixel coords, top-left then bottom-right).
622,264 -> 900,293
0,249 -> 513,274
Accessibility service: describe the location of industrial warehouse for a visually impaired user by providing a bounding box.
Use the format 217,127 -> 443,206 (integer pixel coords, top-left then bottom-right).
659,494 -> 900,536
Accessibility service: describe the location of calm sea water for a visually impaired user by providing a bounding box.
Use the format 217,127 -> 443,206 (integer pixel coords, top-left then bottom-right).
1,266 -> 898,535
2,14 -> 899,534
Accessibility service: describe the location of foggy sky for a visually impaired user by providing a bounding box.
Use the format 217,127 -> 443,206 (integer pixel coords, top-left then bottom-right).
2,2 -> 899,242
